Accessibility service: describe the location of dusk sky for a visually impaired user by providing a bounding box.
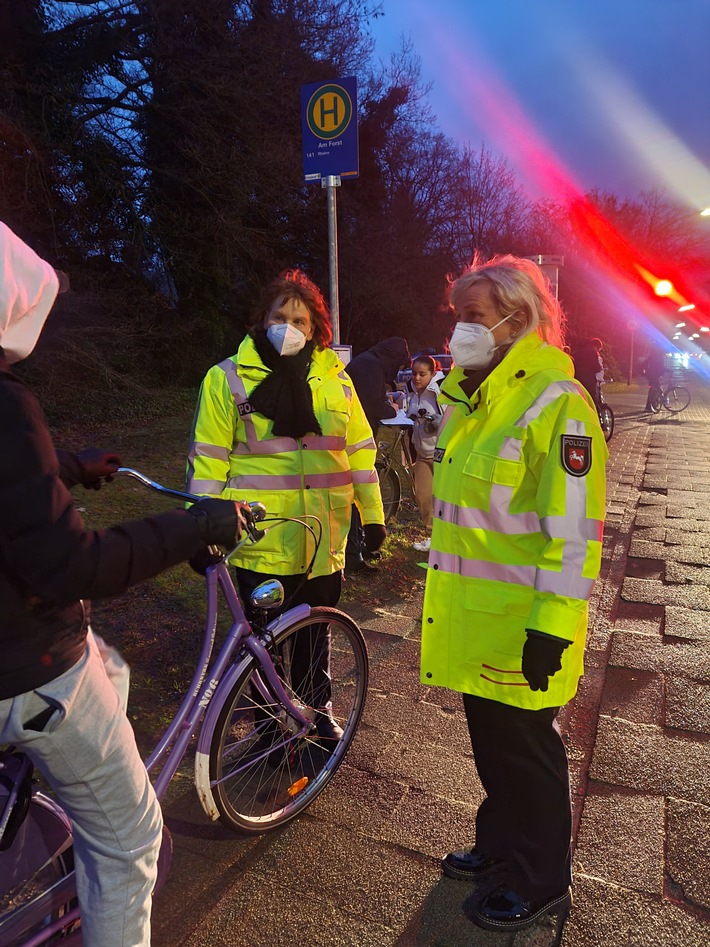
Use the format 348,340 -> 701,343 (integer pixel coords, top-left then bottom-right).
368,0 -> 710,209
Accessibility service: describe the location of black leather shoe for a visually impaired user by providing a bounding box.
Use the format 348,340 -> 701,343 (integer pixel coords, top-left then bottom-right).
363,549 -> 382,562
473,885 -> 572,932
441,848 -> 502,880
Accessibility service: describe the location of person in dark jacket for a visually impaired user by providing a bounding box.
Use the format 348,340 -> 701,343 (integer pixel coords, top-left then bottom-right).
571,336 -> 605,408
0,222 -> 248,946
344,337 -> 410,573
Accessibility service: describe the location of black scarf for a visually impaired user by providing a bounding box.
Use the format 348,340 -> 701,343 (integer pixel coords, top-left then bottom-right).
248,329 -> 322,438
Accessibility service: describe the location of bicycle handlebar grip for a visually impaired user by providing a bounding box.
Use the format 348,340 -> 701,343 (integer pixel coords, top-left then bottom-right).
248,501 -> 267,522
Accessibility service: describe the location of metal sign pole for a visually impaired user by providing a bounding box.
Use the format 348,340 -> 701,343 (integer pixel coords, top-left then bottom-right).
322,174 -> 341,344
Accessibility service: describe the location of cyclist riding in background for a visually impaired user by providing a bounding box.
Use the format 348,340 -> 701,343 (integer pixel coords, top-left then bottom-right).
0,222 -> 248,947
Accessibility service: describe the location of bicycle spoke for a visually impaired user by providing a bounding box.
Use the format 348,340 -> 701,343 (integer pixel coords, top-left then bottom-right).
206,609 -> 368,832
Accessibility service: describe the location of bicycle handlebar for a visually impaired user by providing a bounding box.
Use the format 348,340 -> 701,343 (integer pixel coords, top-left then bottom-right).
116,467 -> 267,543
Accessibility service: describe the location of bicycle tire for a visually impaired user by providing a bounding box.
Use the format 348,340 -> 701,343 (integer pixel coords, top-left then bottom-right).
207,607 -> 368,833
376,462 -> 401,523
663,386 -> 690,413
648,387 -> 662,413
598,404 -> 614,441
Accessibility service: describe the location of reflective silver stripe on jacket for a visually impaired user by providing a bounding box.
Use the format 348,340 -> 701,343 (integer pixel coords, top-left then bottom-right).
347,436 -> 376,455
187,478 -> 227,495
186,443 -> 231,493
436,495 -> 539,535
226,470 -> 353,492
221,359 -> 297,454
516,379 -> 583,430
534,418 -> 597,599
228,474 -> 303,490
352,469 -> 379,485
429,550 -> 536,585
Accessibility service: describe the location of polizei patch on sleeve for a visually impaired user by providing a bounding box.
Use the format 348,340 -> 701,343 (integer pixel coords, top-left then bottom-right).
561,435 -> 592,476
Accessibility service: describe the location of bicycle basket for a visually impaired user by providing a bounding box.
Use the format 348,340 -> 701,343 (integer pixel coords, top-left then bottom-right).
0,750 -> 34,851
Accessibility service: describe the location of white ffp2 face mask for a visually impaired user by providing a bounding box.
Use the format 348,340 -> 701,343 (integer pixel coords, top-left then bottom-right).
266,323 -> 308,357
449,315 -> 513,370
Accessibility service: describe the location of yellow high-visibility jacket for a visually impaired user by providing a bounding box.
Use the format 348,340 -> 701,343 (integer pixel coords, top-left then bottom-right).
187,337 -> 384,577
420,333 -> 607,709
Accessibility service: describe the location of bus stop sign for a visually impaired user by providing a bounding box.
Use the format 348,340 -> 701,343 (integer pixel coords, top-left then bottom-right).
301,77 -> 359,182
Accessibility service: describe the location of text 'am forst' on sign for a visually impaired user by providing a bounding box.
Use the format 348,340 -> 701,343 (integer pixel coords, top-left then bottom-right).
301,77 -> 359,183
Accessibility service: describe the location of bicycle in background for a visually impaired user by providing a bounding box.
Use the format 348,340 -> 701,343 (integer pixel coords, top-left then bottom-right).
648,378 -> 691,414
375,414 -> 417,522
597,388 -> 614,442
0,469 -> 368,946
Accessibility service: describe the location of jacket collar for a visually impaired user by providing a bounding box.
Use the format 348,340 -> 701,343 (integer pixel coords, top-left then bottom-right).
236,335 -> 339,383
441,334 -> 573,407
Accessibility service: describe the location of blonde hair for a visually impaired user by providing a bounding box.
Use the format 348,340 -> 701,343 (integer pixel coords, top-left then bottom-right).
449,254 -> 567,350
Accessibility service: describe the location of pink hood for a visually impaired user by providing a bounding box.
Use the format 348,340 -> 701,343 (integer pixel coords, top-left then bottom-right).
0,222 -> 59,363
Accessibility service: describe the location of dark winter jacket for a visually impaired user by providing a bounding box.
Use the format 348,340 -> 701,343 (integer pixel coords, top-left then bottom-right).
345,337 -> 410,434
0,356 -> 205,699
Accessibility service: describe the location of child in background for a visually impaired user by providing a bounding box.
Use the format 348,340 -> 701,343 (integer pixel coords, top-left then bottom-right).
406,355 -> 443,552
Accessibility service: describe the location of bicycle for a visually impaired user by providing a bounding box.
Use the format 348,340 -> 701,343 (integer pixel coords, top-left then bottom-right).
597,389 -> 614,442
0,468 -> 368,945
376,415 -> 417,522
648,380 -> 691,414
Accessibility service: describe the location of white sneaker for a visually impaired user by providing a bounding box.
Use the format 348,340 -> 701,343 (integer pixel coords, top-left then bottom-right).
413,538 -> 431,552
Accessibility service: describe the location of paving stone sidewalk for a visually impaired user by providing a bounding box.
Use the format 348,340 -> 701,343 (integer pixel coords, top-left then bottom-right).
151,375 -> 710,947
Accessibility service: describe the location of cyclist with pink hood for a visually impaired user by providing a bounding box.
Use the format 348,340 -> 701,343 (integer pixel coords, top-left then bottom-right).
0,222 -> 247,945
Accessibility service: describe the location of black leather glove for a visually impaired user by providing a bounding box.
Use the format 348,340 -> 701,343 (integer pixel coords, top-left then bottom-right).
521,631 -> 570,692
188,546 -> 225,576
188,498 -> 246,548
76,449 -> 122,490
363,523 -> 387,552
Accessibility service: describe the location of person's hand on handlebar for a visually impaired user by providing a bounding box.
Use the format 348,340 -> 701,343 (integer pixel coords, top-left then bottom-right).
187,498 -> 253,548
76,449 -> 123,490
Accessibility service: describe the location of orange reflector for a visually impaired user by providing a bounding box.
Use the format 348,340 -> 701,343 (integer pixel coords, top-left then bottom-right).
287,777 -> 309,797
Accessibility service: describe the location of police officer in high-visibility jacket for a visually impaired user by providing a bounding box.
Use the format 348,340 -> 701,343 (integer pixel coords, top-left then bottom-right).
422,255 -> 607,934
188,269 -> 386,746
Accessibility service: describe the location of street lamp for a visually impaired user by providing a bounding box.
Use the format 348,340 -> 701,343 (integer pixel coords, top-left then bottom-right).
678,304 -> 696,312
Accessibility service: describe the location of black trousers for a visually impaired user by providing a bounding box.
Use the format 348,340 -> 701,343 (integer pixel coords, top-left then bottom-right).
235,568 -> 342,708
463,693 -> 572,900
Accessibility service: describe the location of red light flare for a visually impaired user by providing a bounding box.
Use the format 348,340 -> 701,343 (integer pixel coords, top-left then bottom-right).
435,27 -> 710,321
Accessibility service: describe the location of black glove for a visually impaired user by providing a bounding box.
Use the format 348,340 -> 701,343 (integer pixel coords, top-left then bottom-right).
521,631 -> 570,692
188,498 -> 245,549
76,449 -> 122,490
188,546 -> 225,576
363,523 -> 387,552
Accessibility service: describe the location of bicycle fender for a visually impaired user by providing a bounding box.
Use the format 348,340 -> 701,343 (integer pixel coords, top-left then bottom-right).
194,602 -> 313,820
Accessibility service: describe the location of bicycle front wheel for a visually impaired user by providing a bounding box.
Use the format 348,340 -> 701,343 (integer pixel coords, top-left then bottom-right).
598,404 -> 614,441
376,462 -> 401,523
664,386 -> 690,413
208,607 -> 368,833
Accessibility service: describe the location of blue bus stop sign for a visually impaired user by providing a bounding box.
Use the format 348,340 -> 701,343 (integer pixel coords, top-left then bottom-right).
301,77 -> 359,183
